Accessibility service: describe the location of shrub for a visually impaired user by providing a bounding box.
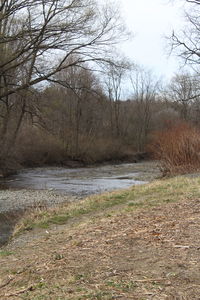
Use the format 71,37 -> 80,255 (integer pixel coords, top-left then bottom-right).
15,127 -> 66,166
149,122 -> 200,175
14,127 -> 135,166
67,134 -> 132,163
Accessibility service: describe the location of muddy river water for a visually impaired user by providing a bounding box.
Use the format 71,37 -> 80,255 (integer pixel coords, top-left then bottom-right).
3,166 -> 142,195
0,161 -> 160,246
1,161 -> 159,196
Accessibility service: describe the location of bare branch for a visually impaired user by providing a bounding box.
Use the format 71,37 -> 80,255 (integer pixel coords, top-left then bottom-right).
0,0 -> 128,100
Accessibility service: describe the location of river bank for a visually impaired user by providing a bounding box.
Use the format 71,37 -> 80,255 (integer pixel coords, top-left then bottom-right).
0,161 -> 160,214
0,161 -> 160,246
0,191 -> 78,246
0,152 -> 149,179
1,161 -> 159,194
1,176 -> 200,299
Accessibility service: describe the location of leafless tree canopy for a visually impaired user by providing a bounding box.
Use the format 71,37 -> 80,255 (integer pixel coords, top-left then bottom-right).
171,0 -> 200,67
186,0 -> 200,4
0,0 -> 126,100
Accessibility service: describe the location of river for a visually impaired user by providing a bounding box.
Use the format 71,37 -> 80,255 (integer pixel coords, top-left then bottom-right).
0,161 -> 159,196
0,161 -> 160,246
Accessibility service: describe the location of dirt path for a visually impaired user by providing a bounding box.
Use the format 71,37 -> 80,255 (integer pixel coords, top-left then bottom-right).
0,196 -> 200,299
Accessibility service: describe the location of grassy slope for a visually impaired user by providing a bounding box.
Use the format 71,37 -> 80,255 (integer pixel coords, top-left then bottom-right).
14,176 -> 200,235
1,176 -> 200,299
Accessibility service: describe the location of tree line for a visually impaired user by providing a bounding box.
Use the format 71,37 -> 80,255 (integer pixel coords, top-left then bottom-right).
0,0 -> 200,173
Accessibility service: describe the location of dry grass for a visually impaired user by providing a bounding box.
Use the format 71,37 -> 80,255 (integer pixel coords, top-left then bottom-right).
12,176 -> 200,237
1,176 -> 200,299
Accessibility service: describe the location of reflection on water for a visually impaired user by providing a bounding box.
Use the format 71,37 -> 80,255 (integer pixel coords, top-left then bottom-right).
1,164 -> 146,196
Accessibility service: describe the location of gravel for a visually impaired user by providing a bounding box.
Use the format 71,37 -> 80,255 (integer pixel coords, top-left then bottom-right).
0,161 -> 160,214
0,189 -> 78,213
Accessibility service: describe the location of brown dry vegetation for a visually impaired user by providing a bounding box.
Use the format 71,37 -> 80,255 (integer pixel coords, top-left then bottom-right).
1,177 -> 200,299
150,122 -> 200,176
15,127 -> 134,166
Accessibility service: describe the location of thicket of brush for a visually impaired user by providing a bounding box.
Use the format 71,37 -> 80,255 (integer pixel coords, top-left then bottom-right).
14,127 -> 133,166
150,122 -> 200,175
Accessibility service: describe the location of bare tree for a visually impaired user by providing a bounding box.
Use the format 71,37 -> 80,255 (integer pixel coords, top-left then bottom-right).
170,0 -> 200,68
39,60 -> 107,158
167,72 -> 200,120
0,0 -> 127,101
186,0 -> 200,4
104,59 -> 130,137
130,67 -> 159,152
0,0 -> 128,163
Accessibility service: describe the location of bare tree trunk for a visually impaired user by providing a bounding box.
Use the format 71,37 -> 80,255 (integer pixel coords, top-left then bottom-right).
75,98 -> 81,157
10,100 -> 26,147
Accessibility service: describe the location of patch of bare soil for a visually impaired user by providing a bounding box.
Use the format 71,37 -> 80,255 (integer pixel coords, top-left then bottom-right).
0,198 -> 200,299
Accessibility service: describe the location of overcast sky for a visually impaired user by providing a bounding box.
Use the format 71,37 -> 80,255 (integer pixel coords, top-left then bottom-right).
119,0 -> 187,81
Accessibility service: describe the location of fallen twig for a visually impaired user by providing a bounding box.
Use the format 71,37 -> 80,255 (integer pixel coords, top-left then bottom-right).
0,277 -> 14,289
174,245 -> 190,249
5,285 -> 34,297
134,278 -> 170,283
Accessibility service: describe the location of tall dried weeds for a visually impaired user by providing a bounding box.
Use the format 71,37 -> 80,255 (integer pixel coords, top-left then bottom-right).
149,122 -> 200,175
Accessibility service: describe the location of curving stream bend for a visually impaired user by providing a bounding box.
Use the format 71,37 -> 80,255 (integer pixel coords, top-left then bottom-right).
0,161 -> 160,246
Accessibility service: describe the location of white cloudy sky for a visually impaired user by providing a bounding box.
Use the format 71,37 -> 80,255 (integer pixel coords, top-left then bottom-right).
118,0 -> 187,80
